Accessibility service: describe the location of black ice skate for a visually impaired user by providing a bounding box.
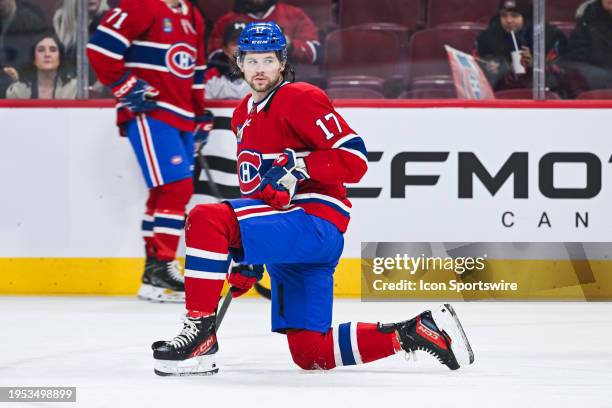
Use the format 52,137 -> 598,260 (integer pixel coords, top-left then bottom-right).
379,304 -> 474,370
137,257 -> 185,303
152,314 -> 219,376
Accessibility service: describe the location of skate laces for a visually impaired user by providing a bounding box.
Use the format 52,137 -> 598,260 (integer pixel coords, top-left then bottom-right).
168,317 -> 200,348
167,260 -> 185,283
404,344 -> 444,364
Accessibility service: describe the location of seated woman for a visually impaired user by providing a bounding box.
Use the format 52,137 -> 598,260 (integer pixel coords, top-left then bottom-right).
5,34 -> 77,99
475,0 -> 566,93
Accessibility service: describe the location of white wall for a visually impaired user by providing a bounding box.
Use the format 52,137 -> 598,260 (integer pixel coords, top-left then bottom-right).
1,107 -> 610,259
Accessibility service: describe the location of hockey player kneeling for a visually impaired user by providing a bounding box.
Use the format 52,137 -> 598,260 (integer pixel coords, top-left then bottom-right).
152,22 -> 475,375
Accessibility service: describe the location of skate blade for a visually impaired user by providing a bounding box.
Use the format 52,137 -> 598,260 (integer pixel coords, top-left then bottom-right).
154,355 -> 218,376
431,304 -> 475,367
138,284 -> 185,304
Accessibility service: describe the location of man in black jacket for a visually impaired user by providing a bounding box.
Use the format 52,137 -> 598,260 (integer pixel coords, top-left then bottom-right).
0,0 -> 47,97
475,0 -> 566,92
564,0 -> 612,94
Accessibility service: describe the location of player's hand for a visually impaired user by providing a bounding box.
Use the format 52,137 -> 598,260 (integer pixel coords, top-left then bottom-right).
112,74 -> 159,113
193,110 -> 214,153
259,148 -> 310,210
228,264 -> 264,298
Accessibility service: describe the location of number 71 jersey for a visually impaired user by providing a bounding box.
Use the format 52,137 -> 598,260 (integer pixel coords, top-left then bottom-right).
231,82 -> 368,233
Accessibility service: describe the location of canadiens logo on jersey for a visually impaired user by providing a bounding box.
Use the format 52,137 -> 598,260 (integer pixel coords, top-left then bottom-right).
165,43 -> 196,78
237,150 -> 262,194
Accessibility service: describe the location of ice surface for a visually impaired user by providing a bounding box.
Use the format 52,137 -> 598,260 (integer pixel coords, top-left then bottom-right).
0,297 -> 611,408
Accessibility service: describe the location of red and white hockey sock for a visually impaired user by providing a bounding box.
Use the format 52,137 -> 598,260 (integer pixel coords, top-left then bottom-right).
184,203 -> 241,314
332,322 -> 401,366
149,178 -> 193,261
286,323 -> 401,370
142,188 -> 159,256
152,210 -> 185,260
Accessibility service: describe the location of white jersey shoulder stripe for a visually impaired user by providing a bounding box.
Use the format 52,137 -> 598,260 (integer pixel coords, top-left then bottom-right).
339,147 -> 368,164
97,25 -> 130,47
332,134 -> 359,149
86,43 -> 123,60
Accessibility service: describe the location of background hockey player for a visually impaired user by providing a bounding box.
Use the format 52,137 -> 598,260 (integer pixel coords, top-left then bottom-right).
87,0 -> 212,302
152,22 -> 474,376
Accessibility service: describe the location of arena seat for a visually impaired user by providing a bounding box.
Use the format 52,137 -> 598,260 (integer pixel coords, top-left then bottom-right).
325,87 -> 386,99
399,88 -> 457,99
326,76 -> 385,93
338,0 -> 424,31
407,27 -> 482,87
284,0 -> 336,33
410,75 -> 455,90
550,21 -> 576,39
495,89 -> 562,99
435,22 -> 487,30
547,0 -> 585,22
324,27 -> 404,80
292,62 -> 325,88
427,0 -> 499,28
576,89 -> 612,99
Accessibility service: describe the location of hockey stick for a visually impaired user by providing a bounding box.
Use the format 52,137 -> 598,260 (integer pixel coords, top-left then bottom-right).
196,147 -> 224,200
254,282 -> 271,300
215,288 -> 235,329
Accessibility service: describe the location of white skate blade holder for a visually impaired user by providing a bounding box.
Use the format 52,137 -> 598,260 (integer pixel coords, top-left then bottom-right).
138,284 -> 185,304
154,354 -> 218,376
431,304 -> 475,367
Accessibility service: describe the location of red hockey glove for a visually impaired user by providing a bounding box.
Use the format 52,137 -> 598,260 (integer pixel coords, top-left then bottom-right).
259,148 -> 310,209
228,264 -> 264,298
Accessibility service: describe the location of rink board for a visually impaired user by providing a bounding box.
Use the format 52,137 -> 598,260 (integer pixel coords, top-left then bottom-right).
1,103 -> 611,295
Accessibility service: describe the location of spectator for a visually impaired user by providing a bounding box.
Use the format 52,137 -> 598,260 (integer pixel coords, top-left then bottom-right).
475,0 -> 566,92
5,34 -> 76,99
204,22 -> 251,99
53,0 -> 110,65
0,0 -> 47,96
209,0 -> 320,65
563,0 -> 612,94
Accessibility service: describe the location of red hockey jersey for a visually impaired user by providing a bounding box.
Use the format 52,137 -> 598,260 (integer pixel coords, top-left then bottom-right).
231,82 -> 368,233
209,3 -> 320,64
87,0 -> 206,132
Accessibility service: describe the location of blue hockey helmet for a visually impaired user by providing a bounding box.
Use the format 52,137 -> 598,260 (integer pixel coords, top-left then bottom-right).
237,21 -> 288,62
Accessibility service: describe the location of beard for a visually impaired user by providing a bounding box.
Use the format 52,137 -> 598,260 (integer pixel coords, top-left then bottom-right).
246,73 -> 283,93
